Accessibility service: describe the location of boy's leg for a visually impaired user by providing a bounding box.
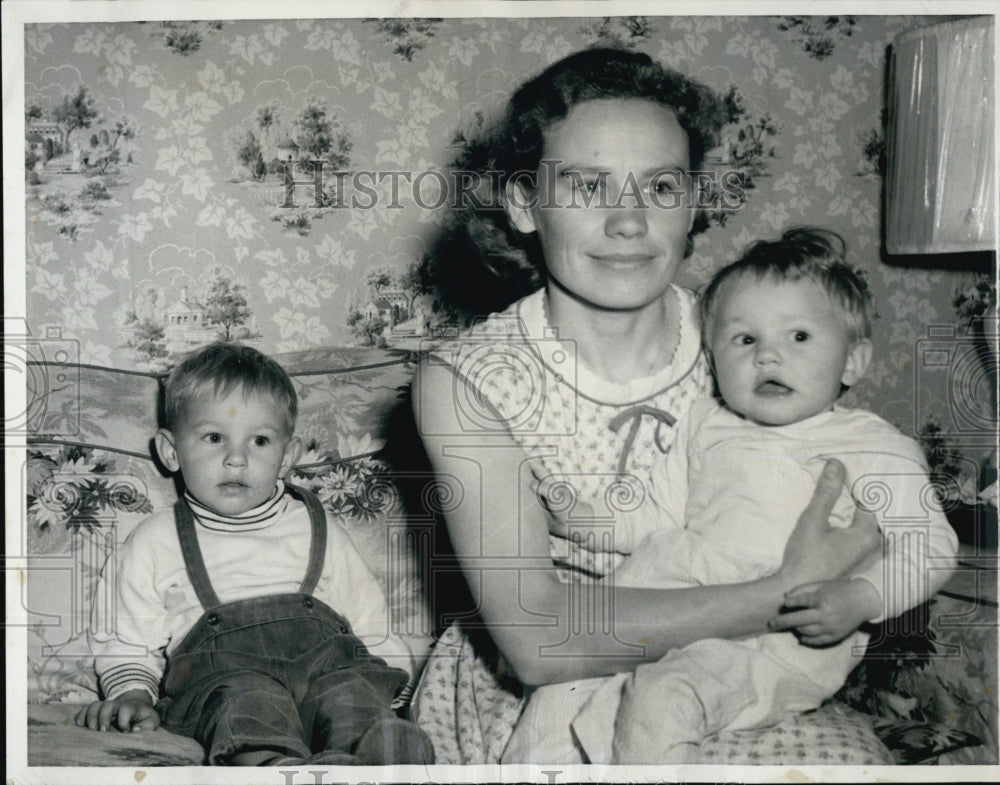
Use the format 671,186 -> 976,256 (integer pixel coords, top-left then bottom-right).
300,664 -> 432,764
192,670 -> 312,765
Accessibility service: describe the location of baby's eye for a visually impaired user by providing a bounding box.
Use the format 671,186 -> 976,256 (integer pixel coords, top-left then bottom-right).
793,330 -> 811,342
252,435 -> 271,447
203,432 -> 223,444
736,334 -> 755,345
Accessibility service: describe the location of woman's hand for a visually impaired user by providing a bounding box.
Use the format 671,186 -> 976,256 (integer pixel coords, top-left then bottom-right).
768,577 -> 881,646
779,460 -> 882,590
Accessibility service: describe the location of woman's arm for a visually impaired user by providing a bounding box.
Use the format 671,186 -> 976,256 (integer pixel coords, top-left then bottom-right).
414,360 -> 880,686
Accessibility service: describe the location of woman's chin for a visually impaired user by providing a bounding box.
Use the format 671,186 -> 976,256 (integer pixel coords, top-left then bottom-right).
551,283 -> 669,313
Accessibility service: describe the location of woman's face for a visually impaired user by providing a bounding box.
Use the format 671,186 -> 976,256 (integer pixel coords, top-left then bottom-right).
506,98 -> 694,311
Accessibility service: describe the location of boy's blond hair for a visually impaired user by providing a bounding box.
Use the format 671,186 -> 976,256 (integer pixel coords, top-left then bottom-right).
163,343 -> 297,433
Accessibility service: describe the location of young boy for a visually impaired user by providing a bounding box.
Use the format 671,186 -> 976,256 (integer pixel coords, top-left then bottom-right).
76,343 -> 433,766
507,228 -> 959,764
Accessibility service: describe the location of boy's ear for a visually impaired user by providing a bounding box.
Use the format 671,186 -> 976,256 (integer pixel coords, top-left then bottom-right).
278,436 -> 303,479
504,179 -> 538,236
154,429 -> 181,473
841,338 -> 873,388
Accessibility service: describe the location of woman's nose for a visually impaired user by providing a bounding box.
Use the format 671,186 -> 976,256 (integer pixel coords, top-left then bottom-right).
604,201 -> 648,238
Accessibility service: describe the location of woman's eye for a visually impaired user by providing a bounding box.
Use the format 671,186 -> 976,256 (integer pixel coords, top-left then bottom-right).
653,174 -> 684,196
563,172 -> 605,196
793,331 -> 810,342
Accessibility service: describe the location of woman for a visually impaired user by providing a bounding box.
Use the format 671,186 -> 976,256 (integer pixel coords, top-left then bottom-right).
411,48 -> 889,765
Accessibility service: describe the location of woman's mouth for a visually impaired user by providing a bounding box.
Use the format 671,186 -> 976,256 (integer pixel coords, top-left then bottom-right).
591,253 -> 654,267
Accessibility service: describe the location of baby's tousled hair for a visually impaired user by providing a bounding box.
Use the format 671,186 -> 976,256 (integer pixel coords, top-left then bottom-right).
699,227 -> 874,345
163,342 -> 297,433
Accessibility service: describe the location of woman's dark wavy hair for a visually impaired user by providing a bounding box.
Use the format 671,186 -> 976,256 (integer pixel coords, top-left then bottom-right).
424,47 -> 728,322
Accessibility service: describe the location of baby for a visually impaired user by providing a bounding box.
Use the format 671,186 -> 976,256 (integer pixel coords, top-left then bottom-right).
506,228 -> 959,764
76,343 -> 433,766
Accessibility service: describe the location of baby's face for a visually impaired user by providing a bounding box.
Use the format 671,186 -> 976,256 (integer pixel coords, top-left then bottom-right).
163,390 -> 297,515
707,277 -> 869,426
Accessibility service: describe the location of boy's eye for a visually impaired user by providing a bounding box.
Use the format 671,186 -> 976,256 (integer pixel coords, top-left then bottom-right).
252,435 -> 271,447
203,432 -> 223,444
793,331 -> 810,342
736,334 -> 755,345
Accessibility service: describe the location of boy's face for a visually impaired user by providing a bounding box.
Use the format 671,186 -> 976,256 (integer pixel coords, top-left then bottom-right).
707,276 -> 871,426
155,389 -> 300,515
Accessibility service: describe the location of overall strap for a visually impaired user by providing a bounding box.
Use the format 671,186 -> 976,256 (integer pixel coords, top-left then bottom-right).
286,484 -> 328,596
173,497 -> 222,611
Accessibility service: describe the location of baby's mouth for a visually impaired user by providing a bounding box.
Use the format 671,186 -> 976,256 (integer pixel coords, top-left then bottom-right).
755,380 -> 793,396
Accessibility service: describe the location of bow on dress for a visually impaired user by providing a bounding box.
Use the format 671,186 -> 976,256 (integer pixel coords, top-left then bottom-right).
608,405 -> 677,478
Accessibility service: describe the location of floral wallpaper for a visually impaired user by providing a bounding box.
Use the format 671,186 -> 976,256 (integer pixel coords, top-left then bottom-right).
23,15 -> 993,477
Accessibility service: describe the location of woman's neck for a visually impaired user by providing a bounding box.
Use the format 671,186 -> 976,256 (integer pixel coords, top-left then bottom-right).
544,284 -> 680,383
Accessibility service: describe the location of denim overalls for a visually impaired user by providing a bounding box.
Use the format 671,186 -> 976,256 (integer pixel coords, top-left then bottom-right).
155,484 -> 431,765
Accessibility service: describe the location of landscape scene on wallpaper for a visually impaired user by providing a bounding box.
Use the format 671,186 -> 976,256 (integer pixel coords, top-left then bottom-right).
119,272 -> 260,370
25,85 -> 140,242
227,100 -> 353,237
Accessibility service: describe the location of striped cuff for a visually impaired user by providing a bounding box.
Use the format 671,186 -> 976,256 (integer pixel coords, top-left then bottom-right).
99,663 -> 160,704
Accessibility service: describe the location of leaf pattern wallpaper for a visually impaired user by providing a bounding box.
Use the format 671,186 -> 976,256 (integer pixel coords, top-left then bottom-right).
23,15 -> 990,451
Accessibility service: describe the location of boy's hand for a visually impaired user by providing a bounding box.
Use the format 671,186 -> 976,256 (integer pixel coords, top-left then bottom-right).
767,577 -> 881,647
74,689 -> 160,733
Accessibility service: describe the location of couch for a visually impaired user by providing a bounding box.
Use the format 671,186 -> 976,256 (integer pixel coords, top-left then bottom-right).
21,346 -> 998,768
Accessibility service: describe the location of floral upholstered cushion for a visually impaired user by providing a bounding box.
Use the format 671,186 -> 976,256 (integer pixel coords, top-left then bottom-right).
700,701 -> 890,764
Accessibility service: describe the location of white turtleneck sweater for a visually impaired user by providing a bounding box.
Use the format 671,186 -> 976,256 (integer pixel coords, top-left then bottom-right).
91,482 -> 413,702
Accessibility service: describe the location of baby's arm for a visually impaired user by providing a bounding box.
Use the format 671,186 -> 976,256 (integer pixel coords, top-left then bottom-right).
77,523 -> 167,732
850,454 -> 959,618
773,445 -> 959,646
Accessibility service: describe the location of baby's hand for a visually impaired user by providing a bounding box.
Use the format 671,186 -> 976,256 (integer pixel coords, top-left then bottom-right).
74,690 -> 160,733
767,578 -> 881,647
530,477 -> 596,540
